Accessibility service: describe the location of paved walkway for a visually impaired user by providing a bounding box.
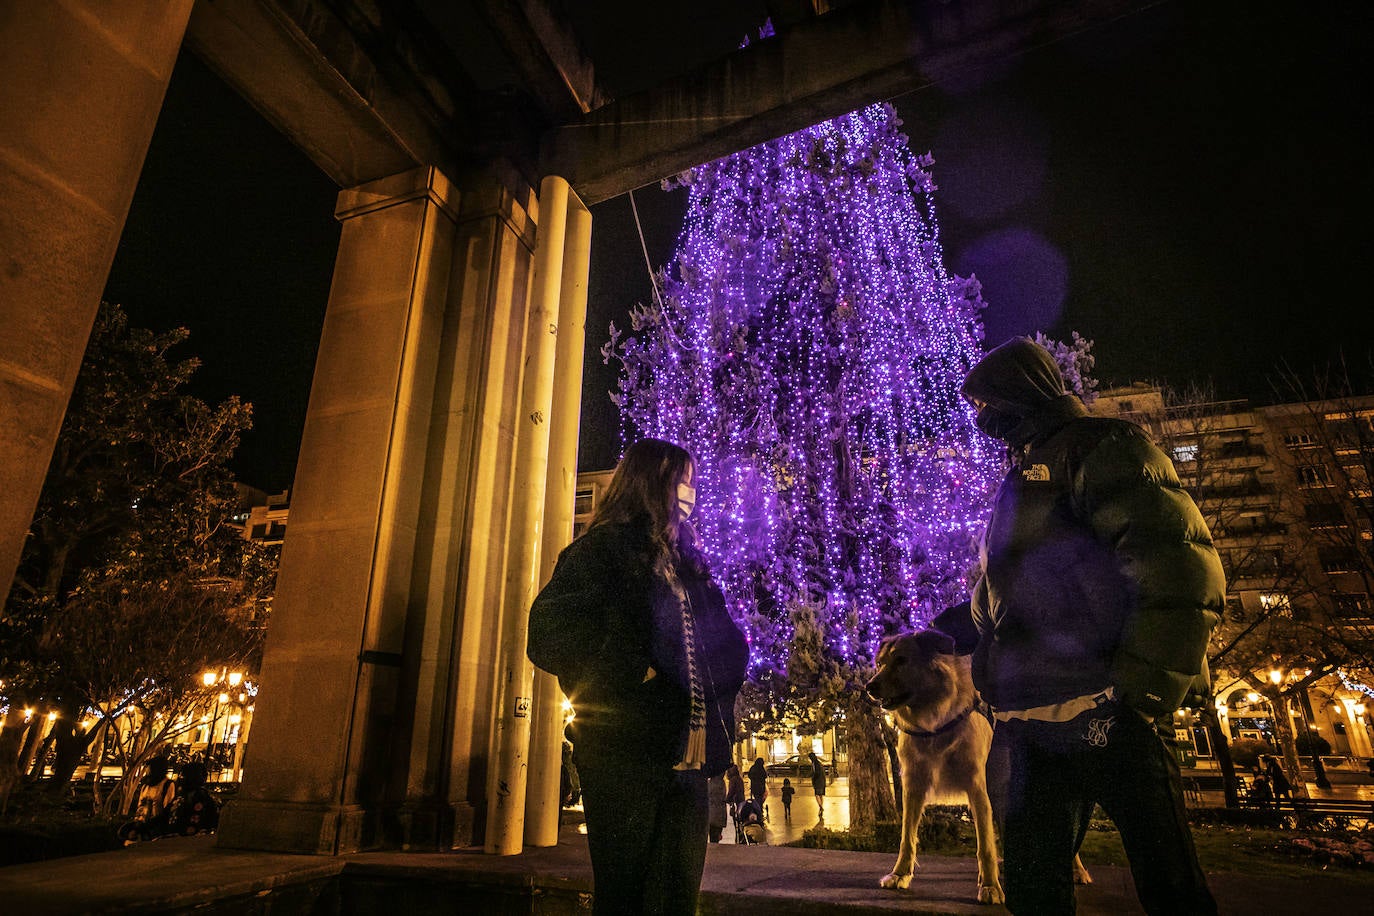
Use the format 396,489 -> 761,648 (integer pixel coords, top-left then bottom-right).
1,823 -> 1370,916
2,770 -> 1369,914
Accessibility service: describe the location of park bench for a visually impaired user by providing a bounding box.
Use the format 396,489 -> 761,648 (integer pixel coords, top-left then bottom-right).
1235,795 -> 1374,831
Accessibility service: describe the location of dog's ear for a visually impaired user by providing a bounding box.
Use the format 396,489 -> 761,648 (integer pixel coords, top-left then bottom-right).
913,628 -> 957,656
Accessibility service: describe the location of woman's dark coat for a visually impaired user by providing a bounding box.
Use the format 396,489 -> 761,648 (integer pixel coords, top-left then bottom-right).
527,521 -> 748,776
747,759 -> 767,800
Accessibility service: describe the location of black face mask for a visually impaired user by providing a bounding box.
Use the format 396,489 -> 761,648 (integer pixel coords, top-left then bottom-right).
975,402 -> 1022,441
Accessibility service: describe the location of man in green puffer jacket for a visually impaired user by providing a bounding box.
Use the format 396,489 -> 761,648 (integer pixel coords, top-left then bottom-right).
962,338 -> 1222,915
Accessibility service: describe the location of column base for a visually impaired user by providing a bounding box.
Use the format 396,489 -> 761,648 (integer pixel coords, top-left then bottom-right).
216,799 -> 371,855
389,801 -> 450,851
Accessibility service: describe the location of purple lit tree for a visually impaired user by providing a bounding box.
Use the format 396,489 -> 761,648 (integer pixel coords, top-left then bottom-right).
605,103 -> 1003,827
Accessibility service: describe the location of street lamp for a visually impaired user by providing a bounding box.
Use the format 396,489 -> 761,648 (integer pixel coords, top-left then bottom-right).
201,669 -> 244,771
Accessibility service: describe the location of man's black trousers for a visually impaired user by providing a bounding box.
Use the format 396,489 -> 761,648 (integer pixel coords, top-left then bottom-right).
578,755 -> 708,915
1000,700 -> 1216,915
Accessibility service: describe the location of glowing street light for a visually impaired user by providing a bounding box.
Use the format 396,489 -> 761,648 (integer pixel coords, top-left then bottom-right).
200,670 -> 245,768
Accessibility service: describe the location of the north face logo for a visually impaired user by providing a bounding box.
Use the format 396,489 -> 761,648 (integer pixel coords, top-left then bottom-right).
1022,464 -> 1050,482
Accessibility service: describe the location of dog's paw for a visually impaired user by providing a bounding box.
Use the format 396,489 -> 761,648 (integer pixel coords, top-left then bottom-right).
977,882 -> 1006,905
880,872 -> 912,890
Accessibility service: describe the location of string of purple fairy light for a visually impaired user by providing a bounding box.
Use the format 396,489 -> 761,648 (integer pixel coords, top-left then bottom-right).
608,102 -> 1003,677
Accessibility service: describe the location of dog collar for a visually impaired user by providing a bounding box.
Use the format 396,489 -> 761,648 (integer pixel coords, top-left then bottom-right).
899,704 -> 974,738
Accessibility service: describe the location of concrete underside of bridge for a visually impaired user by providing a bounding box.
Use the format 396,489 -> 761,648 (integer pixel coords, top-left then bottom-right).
0,0 -> 1160,855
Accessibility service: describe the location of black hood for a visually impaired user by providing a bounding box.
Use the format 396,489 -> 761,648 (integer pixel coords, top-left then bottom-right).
963,338 -> 1086,447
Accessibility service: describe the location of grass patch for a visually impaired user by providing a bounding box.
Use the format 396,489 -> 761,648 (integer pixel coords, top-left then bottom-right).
791,805 -> 1374,886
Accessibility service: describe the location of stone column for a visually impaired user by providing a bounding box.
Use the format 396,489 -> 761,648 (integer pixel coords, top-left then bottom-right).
385,174 -> 538,850
524,183 -> 592,847
0,1 -> 193,600
484,176 -> 567,854
217,166 -> 460,855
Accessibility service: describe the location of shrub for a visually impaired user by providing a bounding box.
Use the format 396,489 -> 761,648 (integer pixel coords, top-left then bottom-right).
1284,835 -> 1374,868
1228,738 -> 1275,769
0,816 -> 123,866
1188,806 -> 1283,828
1295,732 -> 1332,757
792,806 -> 976,854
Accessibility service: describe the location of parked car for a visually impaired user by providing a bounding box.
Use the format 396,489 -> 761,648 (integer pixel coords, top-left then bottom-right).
764,754 -> 837,778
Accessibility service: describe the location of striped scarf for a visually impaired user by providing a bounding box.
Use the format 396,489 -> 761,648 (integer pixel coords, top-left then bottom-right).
673,581 -> 706,771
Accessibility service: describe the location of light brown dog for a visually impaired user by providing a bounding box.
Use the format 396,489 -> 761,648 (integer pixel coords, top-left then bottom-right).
867,629 -> 1004,904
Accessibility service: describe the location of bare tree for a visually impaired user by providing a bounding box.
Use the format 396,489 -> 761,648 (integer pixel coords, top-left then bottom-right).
1137,373 -> 1374,802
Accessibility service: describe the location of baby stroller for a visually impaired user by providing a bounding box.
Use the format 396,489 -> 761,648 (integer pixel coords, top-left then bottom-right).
732,797 -> 767,845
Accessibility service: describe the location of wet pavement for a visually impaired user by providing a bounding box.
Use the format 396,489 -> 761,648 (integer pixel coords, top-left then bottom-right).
721,778 -> 852,846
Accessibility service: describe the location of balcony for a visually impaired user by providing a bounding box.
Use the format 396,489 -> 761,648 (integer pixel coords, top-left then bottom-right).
1212,441 -> 1268,467
1214,522 -> 1288,541
1196,482 -> 1273,503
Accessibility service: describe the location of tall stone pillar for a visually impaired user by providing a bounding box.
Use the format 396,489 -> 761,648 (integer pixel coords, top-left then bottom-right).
524,182 -> 592,848
385,174 -> 539,850
217,166 -> 461,854
485,176 -> 588,854
0,1 -> 193,600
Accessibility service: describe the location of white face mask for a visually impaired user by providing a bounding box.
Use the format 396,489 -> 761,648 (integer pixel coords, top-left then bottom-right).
676,482 -> 696,519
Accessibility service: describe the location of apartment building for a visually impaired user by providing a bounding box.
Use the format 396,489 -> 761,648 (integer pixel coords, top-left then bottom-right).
231,486 -> 291,546
1092,384 -> 1374,763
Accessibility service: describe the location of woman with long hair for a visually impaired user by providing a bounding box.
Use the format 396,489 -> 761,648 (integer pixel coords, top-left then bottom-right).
528,438 -> 749,915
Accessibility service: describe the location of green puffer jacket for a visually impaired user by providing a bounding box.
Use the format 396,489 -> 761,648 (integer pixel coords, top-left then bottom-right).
966,352 -> 1223,720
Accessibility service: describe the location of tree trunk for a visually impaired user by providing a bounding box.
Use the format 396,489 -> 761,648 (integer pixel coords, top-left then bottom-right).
27,732 -> 54,778
48,716 -> 95,791
1199,705 -> 1240,808
0,711 -> 33,814
88,719 -> 110,813
16,716 -> 45,780
842,693 -> 897,831
1266,689 -> 1309,799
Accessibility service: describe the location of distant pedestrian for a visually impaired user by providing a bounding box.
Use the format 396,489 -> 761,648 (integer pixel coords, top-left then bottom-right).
117,755 -> 176,844
724,763 -> 745,828
164,761 -> 219,836
808,751 -> 827,797
560,739 -> 581,807
1264,756 -> 1293,804
747,757 -> 768,803
781,778 -> 795,820
1249,775 -> 1274,809
708,774 -> 727,843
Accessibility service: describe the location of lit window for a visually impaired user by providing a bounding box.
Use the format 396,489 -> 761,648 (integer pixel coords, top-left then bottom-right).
1318,547 -> 1359,575
1296,464 -> 1332,488
1172,444 -> 1199,463
1259,593 -> 1291,614
574,487 -> 596,515
1335,594 -> 1371,620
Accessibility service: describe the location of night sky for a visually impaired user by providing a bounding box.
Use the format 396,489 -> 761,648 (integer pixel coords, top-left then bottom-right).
106,3 -> 1373,486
